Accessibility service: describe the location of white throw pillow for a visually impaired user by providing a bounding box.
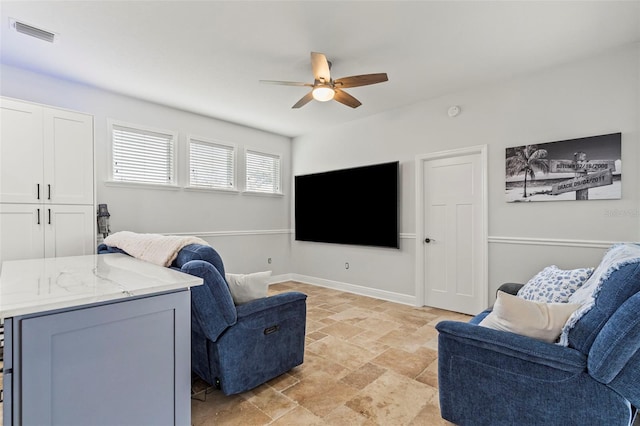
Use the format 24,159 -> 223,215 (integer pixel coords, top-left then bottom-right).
225,271 -> 272,305
479,291 -> 581,343
517,265 -> 594,303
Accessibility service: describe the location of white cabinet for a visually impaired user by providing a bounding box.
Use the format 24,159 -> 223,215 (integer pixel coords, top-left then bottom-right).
0,97 -> 95,262
0,204 -> 44,261
0,204 -> 95,261
45,205 -> 96,257
1,97 -> 93,205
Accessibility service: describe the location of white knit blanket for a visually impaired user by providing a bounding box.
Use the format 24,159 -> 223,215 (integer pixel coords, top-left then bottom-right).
104,231 -> 210,267
558,242 -> 640,346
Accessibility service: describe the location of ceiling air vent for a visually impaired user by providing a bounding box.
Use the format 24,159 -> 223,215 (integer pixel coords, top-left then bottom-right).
10,18 -> 57,43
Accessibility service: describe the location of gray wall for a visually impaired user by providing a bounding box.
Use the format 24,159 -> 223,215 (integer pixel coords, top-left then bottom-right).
0,64 -> 293,275
3,43 -> 639,307
292,44 -> 640,305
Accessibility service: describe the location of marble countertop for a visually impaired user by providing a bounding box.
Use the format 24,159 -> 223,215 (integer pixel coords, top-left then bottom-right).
0,253 -> 203,318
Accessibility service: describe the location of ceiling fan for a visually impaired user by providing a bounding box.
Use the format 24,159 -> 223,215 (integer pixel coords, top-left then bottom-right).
260,52 -> 388,109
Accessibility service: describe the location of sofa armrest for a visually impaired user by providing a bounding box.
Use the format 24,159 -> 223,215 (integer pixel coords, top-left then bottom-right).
497,282 -> 524,296
235,291 -> 307,318
436,320 -> 586,371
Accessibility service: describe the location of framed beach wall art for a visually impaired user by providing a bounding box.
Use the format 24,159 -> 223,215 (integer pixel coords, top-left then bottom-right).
505,133 -> 621,203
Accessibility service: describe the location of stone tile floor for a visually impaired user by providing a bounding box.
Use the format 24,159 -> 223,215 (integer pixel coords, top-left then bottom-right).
191,281 -> 469,425
1,281 -> 638,425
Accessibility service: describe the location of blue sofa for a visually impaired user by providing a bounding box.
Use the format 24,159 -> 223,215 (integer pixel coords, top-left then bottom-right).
436,260 -> 640,425
98,243 -> 307,395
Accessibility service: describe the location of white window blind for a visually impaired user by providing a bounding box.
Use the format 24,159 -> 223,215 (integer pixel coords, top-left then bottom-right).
111,123 -> 176,185
189,138 -> 235,189
245,150 -> 281,194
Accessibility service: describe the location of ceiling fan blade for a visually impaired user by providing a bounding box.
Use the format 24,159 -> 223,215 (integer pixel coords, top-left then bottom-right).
311,52 -> 331,82
334,73 -> 389,89
259,80 -> 313,87
333,89 -> 362,108
292,91 -> 314,109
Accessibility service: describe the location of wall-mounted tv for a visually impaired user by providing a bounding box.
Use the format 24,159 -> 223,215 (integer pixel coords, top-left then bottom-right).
295,161 -> 399,249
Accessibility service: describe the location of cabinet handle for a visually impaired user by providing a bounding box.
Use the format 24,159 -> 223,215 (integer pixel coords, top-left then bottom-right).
37,184 -> 40,200
37,208 -> 40,225
48,208 -> 51,225
48,184 -> 51,200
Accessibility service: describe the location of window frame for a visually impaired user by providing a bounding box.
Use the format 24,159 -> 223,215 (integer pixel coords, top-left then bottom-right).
185,135 -> 238,193
107,119 -> 178,189
243,148 -> 283,196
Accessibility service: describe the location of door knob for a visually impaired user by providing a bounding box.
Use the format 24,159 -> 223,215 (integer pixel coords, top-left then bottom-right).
425,238 -> 433,243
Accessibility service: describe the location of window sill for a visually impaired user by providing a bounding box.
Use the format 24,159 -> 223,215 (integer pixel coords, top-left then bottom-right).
184,186 -> 239,195
104,181 -> 180,191
242,190 -> 284,198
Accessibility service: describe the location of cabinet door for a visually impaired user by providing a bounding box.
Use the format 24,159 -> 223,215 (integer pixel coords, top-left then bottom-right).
19,290 -> 191,426
44,204 -> 96,258
43,108 -> 94,205
0,98 -> 44,203
0,204 -> 45,262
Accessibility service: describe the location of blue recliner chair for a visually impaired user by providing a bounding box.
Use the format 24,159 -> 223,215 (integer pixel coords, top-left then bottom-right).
436,261 -> 640,425
98,243 -> 307,395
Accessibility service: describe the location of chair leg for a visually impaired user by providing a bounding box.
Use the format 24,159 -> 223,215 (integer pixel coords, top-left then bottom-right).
191,372 -> 215,402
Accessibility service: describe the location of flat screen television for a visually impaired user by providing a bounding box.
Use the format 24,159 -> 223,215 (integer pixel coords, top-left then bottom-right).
295,161 -> 399,249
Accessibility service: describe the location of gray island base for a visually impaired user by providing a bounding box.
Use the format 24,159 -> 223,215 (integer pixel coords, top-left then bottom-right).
0,253 -> 203,425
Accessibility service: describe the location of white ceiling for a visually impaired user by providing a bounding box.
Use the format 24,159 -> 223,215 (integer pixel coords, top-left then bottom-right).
2,1 -> 640,138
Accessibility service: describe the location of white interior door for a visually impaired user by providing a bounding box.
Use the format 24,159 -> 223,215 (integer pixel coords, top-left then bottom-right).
416,146 -> 487,315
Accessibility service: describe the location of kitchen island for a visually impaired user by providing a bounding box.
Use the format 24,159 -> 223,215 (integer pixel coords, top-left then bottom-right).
0,253 -> 202,426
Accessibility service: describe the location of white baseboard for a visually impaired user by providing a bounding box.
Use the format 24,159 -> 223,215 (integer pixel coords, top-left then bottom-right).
270,273 -> 417,306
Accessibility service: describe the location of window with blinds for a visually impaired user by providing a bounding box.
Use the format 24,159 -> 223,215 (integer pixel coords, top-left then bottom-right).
189,137 -> 235,190
111,122 -> 176,185
245,150 -> 282,194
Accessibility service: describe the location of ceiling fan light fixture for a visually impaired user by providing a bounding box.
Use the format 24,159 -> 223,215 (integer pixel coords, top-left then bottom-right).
312,85 -> 335,102
260,52 -> 387,109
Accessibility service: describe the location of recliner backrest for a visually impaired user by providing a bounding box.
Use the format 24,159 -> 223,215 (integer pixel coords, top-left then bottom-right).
181,259 -> 237,342
588,291 -> 640,408
567,262 -> 640,354
97,243 -> 128,255
173,244 -> 237,343
173,243 -> 226,278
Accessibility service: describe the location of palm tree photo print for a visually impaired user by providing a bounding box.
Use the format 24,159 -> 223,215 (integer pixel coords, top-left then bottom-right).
505,133 -> 621,202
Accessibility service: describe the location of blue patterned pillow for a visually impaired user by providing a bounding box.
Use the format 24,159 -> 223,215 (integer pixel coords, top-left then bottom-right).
517,265 -> 594,303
